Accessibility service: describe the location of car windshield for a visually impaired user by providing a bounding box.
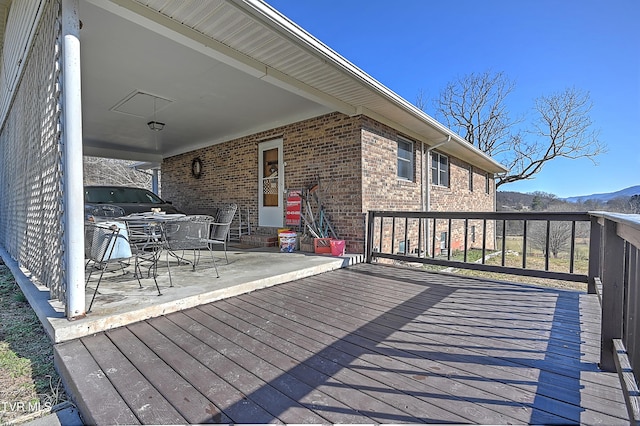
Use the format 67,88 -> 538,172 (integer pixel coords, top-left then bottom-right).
85,187 -> 164,204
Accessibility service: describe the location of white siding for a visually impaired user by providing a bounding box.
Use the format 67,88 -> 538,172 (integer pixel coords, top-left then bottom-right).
0,0 -> 46,128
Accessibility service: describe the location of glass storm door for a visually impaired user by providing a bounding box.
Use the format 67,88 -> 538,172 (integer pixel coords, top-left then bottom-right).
258,139 -> 283,227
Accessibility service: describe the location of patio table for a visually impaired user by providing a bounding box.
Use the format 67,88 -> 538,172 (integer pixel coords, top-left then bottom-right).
117,213 -> 186,287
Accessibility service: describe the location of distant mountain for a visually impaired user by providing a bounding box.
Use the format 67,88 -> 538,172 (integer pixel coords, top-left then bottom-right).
563,185 -> 640,203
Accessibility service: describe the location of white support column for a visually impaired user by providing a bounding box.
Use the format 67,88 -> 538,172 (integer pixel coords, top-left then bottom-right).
152,168 -> 159,195
62,0 -> 85,319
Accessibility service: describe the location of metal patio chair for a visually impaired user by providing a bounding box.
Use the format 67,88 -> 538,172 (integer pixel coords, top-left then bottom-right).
123,218 -> 169,291
209,203 -> 237,264
164,215 -> 220,277
85,221 -> 135,312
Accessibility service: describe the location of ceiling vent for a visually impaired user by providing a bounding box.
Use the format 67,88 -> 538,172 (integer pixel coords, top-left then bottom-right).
110,90 -> 173,118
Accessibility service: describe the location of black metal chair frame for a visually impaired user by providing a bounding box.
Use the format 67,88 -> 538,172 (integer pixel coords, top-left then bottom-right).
124,219 -> 171,290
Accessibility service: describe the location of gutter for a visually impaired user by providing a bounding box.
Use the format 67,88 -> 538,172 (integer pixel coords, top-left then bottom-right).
424,136 -> 451,212
422,136 -> 451,256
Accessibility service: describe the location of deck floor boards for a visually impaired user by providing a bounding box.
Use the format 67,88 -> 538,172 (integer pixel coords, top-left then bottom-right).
55,263 -> 629,424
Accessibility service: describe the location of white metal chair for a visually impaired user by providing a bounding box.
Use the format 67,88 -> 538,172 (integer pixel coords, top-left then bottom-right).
84,221 -> 136,312
208,203 -> 237,264
229,206 -> 251,241
165,215 -> 220,277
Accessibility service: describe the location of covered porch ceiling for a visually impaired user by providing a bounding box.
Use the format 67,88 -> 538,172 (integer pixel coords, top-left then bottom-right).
77,0 -> 506,173
80,0 -> 332,162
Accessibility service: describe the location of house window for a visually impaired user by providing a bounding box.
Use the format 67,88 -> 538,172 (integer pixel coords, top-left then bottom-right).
486,173 -> 491,194
469,166 -> 474,192
471,225 -> 476,243
397,138 -> 414,180
431,152 -> 449,187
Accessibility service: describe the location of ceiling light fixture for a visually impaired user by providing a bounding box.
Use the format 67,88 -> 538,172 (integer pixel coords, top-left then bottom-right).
148,95 -> 165,132
147,121 -> 165,131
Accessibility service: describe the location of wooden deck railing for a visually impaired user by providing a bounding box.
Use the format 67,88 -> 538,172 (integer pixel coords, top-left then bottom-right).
588,212 -> 640,422
365,210 -> 640,419
365,211 -> 591,282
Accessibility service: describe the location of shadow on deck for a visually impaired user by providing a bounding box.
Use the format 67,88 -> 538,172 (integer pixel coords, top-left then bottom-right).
55,263 -> 629,424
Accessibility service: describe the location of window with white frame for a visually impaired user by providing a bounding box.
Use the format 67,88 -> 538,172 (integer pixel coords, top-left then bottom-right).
397,138 -> 414,180
431,151 -> 449,187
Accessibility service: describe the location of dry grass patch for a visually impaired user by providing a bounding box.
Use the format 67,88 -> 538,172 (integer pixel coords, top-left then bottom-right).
446,250 -> 588,291
0,262 -> 67,424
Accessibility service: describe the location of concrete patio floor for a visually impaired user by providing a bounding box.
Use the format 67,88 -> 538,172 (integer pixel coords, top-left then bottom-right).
7,244 -> 361,343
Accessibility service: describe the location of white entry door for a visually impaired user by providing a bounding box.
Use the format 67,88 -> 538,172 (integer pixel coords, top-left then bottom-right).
258,139 -> 284,227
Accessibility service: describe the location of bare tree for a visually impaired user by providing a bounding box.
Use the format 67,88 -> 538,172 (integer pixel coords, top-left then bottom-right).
427,71 -> 606,188
630,195 -> 640,214
83,156 -> 152,189
529,219 -> 572,258
607,195 -> 640,214
415,88 -> 428,112
435,71 -> 519,158
528,203 -> 587,257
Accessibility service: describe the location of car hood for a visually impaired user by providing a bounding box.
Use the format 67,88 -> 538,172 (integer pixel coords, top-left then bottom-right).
85,202 -> 183,216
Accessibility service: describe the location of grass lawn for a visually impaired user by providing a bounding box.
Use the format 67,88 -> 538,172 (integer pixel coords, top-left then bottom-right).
419,237 -> 589,291
0,261 -> 67,424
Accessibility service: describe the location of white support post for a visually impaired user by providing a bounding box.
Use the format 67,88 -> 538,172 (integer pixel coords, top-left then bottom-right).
62,0 -> 85,319
152,168 -> 159,195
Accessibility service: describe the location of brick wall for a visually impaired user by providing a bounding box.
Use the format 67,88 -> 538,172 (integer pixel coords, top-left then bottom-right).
162,112 -> 365,252
361,117 -> 425,212
161,112 -> 496,255
429,155 -> 494,212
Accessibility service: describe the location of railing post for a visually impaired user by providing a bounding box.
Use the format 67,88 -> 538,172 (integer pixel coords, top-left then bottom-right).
366,210 -> 375,263
627,246 -> 639,372
600,217 -> 625,372
588,215 -> 601,294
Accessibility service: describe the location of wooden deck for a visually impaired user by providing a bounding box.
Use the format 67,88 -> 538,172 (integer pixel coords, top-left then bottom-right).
54,263 -> 629,424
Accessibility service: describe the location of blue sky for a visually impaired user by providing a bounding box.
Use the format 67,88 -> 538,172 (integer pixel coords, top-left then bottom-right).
266,0 -> 639,198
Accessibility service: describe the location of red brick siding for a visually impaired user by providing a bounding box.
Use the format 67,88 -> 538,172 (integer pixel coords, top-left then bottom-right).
430,155 -> 494,212
161,112 -> 496,255
162,112 -> 364,252
361,117 -> 425,212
